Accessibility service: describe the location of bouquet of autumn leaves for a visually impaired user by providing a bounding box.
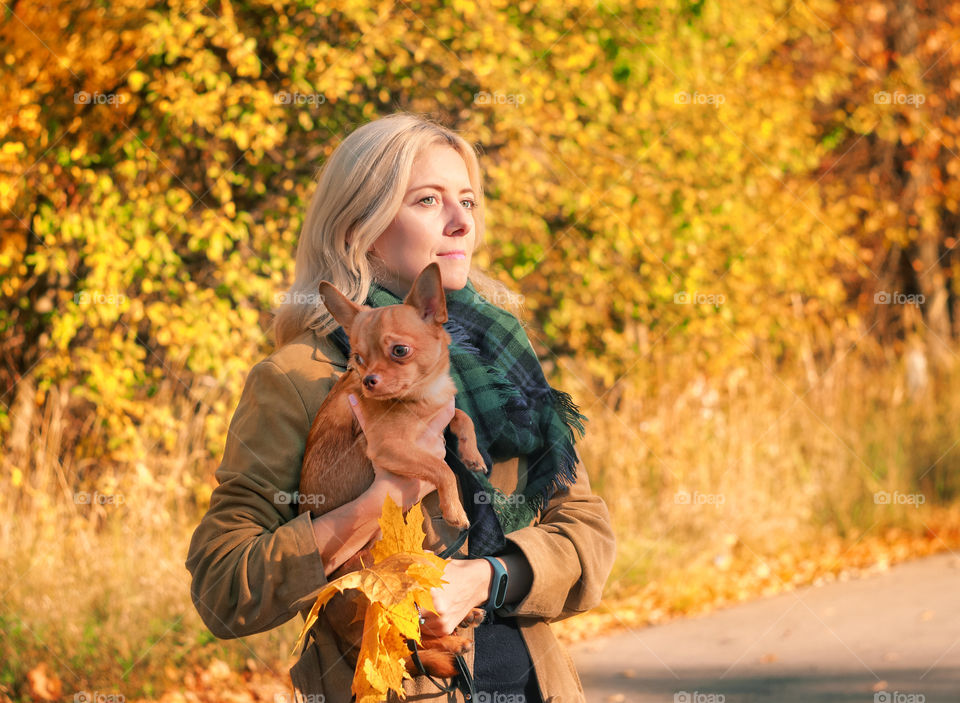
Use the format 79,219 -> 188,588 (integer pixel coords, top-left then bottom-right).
293,496 -> 448,702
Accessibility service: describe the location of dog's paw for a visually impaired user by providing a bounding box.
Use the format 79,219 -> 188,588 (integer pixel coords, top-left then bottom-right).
460,450 -> 487,473
451,635 -> 472,655
426,634 -> 472,656
439,500 -> 471,530
444,512 -> 470,531
458,607 -> 485,629
408,636 -> 473,678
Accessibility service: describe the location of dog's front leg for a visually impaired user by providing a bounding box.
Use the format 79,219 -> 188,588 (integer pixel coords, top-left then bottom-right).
447,408 -> 486,473
368,444 -> 470,529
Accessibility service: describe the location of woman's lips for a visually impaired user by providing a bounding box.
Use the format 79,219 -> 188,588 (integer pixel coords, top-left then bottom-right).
437,251 -> 466,259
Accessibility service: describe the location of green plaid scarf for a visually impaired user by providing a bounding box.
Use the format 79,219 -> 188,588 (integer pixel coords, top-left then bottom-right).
328,279 -> 587,556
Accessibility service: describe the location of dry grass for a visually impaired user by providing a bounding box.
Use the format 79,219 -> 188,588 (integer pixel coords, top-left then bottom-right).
0,377 -> 304,701
560,348 -> 960,602
2,348 -> 960,700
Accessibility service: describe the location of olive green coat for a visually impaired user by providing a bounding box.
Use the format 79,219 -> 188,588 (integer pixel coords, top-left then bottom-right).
185,329 -> 616,702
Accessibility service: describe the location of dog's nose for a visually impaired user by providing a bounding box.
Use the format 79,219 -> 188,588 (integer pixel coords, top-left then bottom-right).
363,374 -> 379,389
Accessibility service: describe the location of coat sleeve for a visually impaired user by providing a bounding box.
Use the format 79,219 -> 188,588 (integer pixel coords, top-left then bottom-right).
497,449 -> 616,622
184,359 -> 332,638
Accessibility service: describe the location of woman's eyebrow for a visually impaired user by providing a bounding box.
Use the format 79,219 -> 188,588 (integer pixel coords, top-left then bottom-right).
408,183 -> 475,194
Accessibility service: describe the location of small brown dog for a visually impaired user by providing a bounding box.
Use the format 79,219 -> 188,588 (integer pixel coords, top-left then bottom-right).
298,262 -> 487,677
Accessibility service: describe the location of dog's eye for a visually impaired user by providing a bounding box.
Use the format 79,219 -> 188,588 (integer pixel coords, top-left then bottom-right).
391,345 -> 409,359
353,352 -> 365,366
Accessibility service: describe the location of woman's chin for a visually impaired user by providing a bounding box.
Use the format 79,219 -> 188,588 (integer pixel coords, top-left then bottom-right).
435,260 -> 470,289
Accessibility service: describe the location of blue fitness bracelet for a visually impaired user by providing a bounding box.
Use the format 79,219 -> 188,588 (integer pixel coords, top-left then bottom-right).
482,556 -> 508,611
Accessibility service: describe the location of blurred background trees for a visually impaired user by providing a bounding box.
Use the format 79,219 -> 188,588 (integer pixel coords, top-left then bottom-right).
4,0 -> 960,460
4,0 -> 960,697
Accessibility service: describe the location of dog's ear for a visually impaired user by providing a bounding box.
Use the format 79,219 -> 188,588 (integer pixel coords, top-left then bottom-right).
319,281 -> 363,332
405,263 -> 448,324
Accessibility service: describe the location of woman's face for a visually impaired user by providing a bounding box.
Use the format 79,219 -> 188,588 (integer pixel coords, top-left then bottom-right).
368,144 -> 477,298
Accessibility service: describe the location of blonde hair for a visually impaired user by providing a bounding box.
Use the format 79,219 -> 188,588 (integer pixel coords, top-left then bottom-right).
269,112 -> 522,349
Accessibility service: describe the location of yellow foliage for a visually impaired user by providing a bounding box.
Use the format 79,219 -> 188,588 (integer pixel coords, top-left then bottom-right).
2,0 -> 957,529
294,497 -> 446,702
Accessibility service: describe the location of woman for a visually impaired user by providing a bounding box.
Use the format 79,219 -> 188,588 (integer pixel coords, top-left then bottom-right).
185,113 -> 616,702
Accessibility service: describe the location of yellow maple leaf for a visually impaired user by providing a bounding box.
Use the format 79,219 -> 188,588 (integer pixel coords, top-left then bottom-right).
293,496 -> 448,702
370,495 -> 433,561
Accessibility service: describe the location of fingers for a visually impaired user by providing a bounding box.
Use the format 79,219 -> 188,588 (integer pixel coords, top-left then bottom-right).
371,472 -> 434,512
418,605 -> 461,637
427,398 -> 456,433
418,610 -> 444,637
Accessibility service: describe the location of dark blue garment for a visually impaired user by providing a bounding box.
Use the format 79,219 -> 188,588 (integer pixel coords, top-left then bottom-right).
451,448 -> 542,701
472,609 -> 543,701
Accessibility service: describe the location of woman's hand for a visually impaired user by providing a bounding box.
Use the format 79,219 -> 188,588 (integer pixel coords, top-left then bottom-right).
350,394 -> 455,512
349,393 -> 495,634
421,552 -> 534,634
419,558 -> 492,637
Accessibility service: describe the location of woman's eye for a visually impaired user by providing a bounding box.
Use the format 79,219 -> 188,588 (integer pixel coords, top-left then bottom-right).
418,195 -> 475,209
391,345 -> 409,358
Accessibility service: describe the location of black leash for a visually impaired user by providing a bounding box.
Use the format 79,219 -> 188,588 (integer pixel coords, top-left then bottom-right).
406,634 -> 477,700
436,525 -> 470,560
405,526 -> 477,700
405,636 -> 476,699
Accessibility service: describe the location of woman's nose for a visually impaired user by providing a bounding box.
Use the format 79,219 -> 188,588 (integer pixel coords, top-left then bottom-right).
445,201 -> 472,235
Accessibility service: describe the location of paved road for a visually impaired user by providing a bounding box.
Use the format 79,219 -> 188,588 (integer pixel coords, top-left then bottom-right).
570,553 -> 960,703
